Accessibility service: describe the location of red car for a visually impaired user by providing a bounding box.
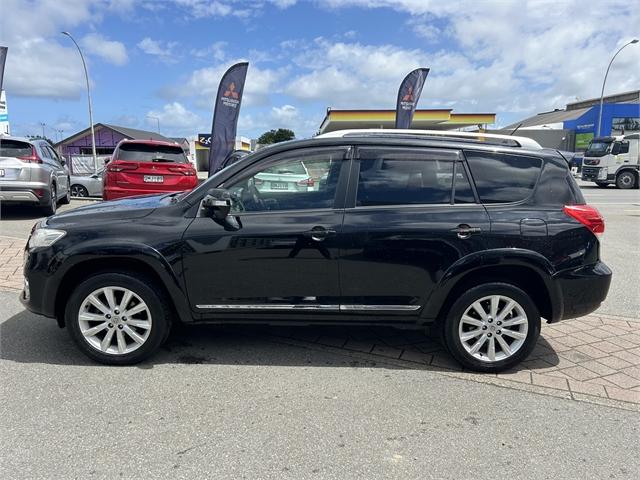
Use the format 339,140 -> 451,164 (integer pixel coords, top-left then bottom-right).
103,139 -> 197,200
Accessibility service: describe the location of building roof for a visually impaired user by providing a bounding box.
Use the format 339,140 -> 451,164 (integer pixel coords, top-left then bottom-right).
502,107 -> 590,130
54,123 -> 174,147
318,108 -> 496,134
566,90 -> 639,111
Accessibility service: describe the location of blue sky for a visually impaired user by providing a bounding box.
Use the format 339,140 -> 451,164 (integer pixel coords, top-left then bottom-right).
2,0 -> 639,141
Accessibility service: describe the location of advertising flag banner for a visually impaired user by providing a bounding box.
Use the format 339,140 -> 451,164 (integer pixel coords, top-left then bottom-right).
0,46 -> 7,92
395,68 -> 429,129
208,62 -> 249,176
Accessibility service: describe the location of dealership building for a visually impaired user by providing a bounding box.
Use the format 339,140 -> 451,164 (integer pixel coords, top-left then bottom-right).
499,90 -> 640,151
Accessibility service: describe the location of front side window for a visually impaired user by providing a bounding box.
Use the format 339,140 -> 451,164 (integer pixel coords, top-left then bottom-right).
355,148 -> 460,207
465,151 -> 542,203
226,148 -> 345,212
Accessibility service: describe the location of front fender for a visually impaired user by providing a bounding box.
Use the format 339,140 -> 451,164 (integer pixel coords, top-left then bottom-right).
43,241 -> 194,324
421,248 -> 563,321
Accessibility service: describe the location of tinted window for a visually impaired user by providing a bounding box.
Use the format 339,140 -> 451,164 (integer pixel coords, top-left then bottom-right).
0,139 -> 32,158
465,151 -> 541,203
454,165 -> 475,204
116,143 -> 187,163
227,148 -> 345,212
356,148 -> 459,206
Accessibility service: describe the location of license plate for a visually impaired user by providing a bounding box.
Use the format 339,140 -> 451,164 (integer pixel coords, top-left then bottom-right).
0,169 -> 5,177
271,182 -> 288,190
143,175 -> 164,183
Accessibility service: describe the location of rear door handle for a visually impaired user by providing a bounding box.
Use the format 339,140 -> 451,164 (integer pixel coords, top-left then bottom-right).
303,226 -> 336,241
451,224 -> 481,239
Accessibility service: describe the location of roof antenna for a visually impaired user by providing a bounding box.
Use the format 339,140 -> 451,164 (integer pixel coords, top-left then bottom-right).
510,123 -> 522,136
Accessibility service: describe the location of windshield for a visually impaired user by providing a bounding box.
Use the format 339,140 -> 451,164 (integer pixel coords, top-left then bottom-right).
115,143 -> 188,163
584,141 -> 611,157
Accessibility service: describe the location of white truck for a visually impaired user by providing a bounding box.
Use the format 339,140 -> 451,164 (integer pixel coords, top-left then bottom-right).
581,133 -> 640,189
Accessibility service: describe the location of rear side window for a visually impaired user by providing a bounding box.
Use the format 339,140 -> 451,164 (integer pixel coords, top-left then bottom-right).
116,143 -> 187,163
0,139 -> 32,158
356,148 -> 460,206
465,151 -> 542,203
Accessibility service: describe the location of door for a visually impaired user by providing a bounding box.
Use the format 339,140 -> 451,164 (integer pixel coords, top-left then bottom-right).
338,146 -> 490,314
40,143 -> 68,196
182,147 -> 350,313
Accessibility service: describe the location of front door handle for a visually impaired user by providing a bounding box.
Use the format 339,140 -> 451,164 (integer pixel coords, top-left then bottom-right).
451,224 -> 482,239
303,226 -> 336,242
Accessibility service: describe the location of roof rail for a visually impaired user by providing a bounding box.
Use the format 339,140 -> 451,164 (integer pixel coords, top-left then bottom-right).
316,129 -> 543,149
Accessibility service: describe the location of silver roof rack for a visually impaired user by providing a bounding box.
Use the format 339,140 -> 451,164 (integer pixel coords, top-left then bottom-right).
316,129 -> 543,149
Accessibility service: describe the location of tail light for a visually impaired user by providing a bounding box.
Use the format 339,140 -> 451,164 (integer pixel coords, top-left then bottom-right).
18,146 -> 43,164
168,166 -> 196,176
564,205 -> 604,234
297,178 -> 315,187
107,163 -> 138,172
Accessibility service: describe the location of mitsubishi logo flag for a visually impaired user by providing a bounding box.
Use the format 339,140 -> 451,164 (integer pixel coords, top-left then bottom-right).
395,68 -> 429,129
208,62 -> 249,176
0,46 -> 7,92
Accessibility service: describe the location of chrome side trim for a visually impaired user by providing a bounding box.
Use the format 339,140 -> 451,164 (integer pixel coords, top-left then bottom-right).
196,304 -> 421,312
339,305 -> 421,312
196,304 -> 339,311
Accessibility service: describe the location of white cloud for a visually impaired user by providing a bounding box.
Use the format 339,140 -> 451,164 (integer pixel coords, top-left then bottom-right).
190,41 -> 227,61
82,33 -> 128,66
183,62 -> 286,108
137,37 -> 179,63
146,102 -> 205,135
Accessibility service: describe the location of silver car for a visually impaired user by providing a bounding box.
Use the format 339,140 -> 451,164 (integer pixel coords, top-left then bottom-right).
70,169 -> 103,198
0,136 -> 70,214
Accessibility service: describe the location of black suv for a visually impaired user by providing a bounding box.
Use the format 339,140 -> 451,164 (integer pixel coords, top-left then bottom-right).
20,131 -> 611,371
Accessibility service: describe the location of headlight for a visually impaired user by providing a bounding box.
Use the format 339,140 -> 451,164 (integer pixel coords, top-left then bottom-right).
28,228 -> 66,249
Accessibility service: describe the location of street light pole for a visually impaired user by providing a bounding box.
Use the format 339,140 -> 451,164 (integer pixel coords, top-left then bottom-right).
147,115 -> 160,133
62,31 -> 97,166
39,122 -> 46,139
596,39 -> 639,137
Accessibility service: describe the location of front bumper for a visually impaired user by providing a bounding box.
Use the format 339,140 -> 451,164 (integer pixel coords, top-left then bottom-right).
554,261 -> 612,321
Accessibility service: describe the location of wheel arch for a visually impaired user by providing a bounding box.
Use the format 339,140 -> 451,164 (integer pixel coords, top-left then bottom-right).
423,250 -> 562,324
53,250 -> 193,328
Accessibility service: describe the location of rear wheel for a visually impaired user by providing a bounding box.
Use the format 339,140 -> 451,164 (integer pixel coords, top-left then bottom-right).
41,184 -> 57,215
70,184 -> 89,197
616,171 -> 636,189
442,283 -> 540,372
65,272 -> 171,365
60,180 -> 71,204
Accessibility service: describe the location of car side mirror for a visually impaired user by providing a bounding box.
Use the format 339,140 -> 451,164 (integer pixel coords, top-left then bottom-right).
201,188 -> 232,220
104,158 -> 111,165
91,174 -> 99,179
60,158 -> 66,166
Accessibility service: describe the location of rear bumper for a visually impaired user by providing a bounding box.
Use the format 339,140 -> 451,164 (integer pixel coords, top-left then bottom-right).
103,184 -> 195,200
0,181 -> 50,204
554,261 -> 612,321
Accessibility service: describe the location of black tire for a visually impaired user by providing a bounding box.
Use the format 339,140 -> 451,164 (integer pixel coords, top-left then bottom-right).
41,184 -> 57,215
595,182 -> 609,188
60,181 -> 71,204
616,171 -> 636,190
442,282 -> 541,373
65,272 -> 171,365
70,184 -> 89,197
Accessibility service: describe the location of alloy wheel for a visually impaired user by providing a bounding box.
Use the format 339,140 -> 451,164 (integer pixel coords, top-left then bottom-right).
458,295 -> 528,363
71,185 -> 87,197
78,286 -> 153,355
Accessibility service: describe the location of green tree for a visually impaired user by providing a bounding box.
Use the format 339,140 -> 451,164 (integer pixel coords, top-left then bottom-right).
27,135 -> 55,146
257,128 -> 295,145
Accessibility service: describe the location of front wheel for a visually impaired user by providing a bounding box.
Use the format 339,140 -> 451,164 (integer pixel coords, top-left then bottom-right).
442,283 -> 541,372
41,184 -> 57,215
65,272 -> 171,365
70,184 -> 89,197
616,171 -> 637,189
60,180 -> 71,204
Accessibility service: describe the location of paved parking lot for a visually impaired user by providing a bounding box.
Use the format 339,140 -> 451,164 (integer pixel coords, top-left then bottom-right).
1,183 -> 639,479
